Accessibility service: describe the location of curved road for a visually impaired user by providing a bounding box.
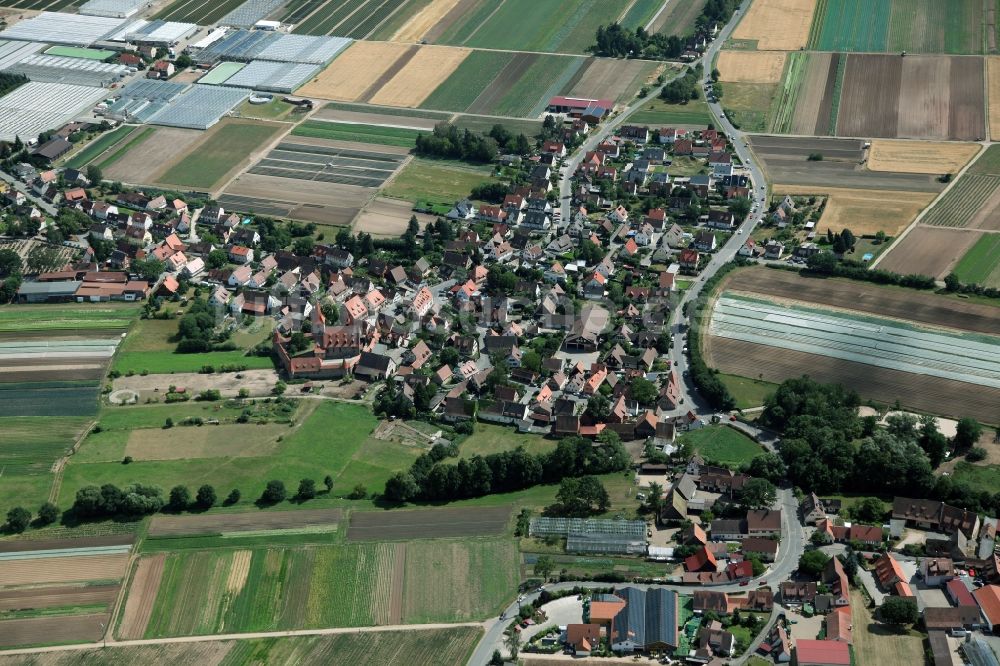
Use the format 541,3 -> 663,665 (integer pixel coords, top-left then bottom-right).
471,6 -> 790,662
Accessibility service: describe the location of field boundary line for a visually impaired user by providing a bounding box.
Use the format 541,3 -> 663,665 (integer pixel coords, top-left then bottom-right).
461,0 -> 508,46
870,141 -> 990,269
644,0 -> 671,32
618,0 -> 639,24
47,419 -> 98,504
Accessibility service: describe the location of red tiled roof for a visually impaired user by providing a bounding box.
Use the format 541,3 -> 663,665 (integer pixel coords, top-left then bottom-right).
975,585 -> 1000,625
796,639 -> 851,666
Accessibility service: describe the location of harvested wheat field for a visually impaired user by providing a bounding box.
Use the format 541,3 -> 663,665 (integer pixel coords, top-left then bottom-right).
0,554 -> 129,586
104,127 -> 203,185
369,45 -> 470,108
774,184 -> 935,235
717,50 -> 787,83
392,0 -> 464,42
354,197 -> 436,237
990,57 -> 1000,138
876,226 -> 983,278
732,0 -> 817,50
868,140 -> 981,174
298,42 -> 415,101
117,554 -> 165,640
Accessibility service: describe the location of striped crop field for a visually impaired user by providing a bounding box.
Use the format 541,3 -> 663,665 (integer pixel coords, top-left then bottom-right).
767,52 -> 808,133
808,0 -> 891,52
921,174 -> 1000,227
953,234 -> 1000,286
420,51 -> 515,113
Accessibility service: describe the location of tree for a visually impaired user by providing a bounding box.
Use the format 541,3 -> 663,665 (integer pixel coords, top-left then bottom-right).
587,394 -> 611,420
490,650 -> 504,666
26,246 -> 62,274
36,501 -> 59,525
954,417 -> 983,450
86,164 -> 103,183
646,481 -> 665,519
272,381 -> 287,396
349,484 -> 367,499
297,478 -> 317,500
292,236 -> 314,257
918,415 -> 948,468
195,484 -> 216,510
740,478 -> 777,510
534,555 -> 554,580
206,249 -> 228,269
225,488 -> 241,505
384,472 -> 419,502
880,597 -> 918,626
851,497 -> 886,523
505,627 -> 521,661
746,553 -> 765,576
630,377 -> 658,405
5,506 -> 30,533
798,549 -> 830,578
168,485 -> 190,511
131,257 -> 166,281
260,480 -> 287,504
552,476 -> 611,517
0,248 -> 20,277
746,452 -> 787,484
944,272 -> 961,291
324,475 -> 334,492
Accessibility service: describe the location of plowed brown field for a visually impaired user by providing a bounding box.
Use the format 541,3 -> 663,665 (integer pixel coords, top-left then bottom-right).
148,507 -> 343,537
0,554 -> 128,586
117,554 -> 165,640
0,613 -> 108,648
876,226 -> 983,278
347,505 -> 511,541
0,584 -> 118,611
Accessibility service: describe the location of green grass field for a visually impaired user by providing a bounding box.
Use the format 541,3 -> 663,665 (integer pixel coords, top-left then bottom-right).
621,0 -> 666,29
459,424 -> 556,459
158,121 -> 282,189
140,538 -> 514,636
949,460 -> 1000,495
112,350 -> 275,375
44,46 -> 115,60
954,234 -> 1000,287
42,627 -> 482,665
237,98 -> 295,121
0,303 -> 138,332
718,374 -> 779,409
968,144 -> 1000,175
492,55 -> 585,118
420,51 -> 515,112
630,97 -> 713,126
887,0 -> 986,54
64,125 -> 141,169
383,158 -> 496,206
808,0 -> 892,51
61,402 -> 378,509
0,416 -> 91,512
291,120 -> 420,148
721,82 -> 777,133
454,0 -> 622,54
678,425 -> 764,466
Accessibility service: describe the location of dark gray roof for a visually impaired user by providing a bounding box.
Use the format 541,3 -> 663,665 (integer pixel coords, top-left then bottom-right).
613,587 -> 678,649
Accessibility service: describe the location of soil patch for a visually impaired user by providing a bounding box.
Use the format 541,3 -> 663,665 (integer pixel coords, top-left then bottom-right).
354,197 -> 435,237
0,535 -> 133,554
221,172 -> 373,226
117,554 -> 165,640
838,53 -> 902,138
347,505 -> 511,541
106,127 -> 203,185
877,226 -> 983,278
148,507 -> 343,537
112,369 -> 280,401
0,554 -> 129,586
0,584 -> 118,612
717,50 -> 787,84
0,613 -> 108,648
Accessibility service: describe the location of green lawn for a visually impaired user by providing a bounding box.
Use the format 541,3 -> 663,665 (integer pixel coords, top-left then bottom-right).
158,121 -> 282,189
291,120 -> 421,148
238,98 -> 295,121
60,402 -> 379,509
383,158 -> 496,206
953,234 -> 1000,287
458,0 -> 622,54
460,423 -> 556,459
951,460 -> 1000,495
678,425 -> 764,466
718,374 -> 778,409
63,125 -> 140,169
113,350 -> 275,375
630,97 -> 713,126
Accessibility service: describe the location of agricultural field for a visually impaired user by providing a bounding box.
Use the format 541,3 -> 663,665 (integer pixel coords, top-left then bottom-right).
920,173 -> 1000,229
989,57 -> 1000,138
419,50 -> 519,112
59,401 -> 379,509
867,140 -> 980,174
383,158 -> 496,209
347,506 -> 511,541
953,233 -> 1000,287
63,125 -> 140,169
155,0 -> 248,23
369,46 -> 470,108
148,508 -> 343,538
298,41 -> 415,102
717,50 -> 787,83
649,0 -> 707,36
732,0 -> 818,51
313,102 -> 449,129
459,423 -> 556,459
291,0 -> 428,39
0,627 -> 483,666
772,184 -> 935,236
807,0 -> 991,54
968,143 -> 1000,174
129,538 -> 514,636
704,268 -> 1000,422
434,0 -> 626,54
677,426 -> 765,467
876,226 -> 984,279
561,57 -> 662,105
102,127 -> 205,186
766,51 -> 842,135
837,54 -> 985,141
248,139 -> 409,188
157,120 -> 284,191
630,96 -> 713,127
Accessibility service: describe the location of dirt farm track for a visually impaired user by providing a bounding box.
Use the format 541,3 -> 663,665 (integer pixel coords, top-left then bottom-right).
704,268 -> 1000,421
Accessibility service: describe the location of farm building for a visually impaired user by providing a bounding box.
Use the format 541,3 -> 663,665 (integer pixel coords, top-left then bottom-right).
0,41 -> 45,70
102,80 -> 247,129
609,587 -> 679,653
7,55 -> 128,87
79,0 -> 149,18
547,95 -> 613,119
194,29 -> 350,66
0,12 -> 127,47
0,82 -> 106,142
219,0 -> 285,27
529,517 -> 647,554
221,60 -> 319,94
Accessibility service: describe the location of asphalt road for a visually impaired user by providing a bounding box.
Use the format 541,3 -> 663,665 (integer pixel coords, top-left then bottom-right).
468,3 -> 789,662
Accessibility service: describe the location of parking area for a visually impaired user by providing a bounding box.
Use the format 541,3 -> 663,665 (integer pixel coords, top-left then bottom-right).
248,141 -> 407,188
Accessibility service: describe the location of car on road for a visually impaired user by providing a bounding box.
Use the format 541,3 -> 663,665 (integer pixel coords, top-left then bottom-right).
740,580 -> 749,586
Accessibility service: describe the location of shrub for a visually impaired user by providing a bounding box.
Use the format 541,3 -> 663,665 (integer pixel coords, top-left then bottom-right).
36,502 -> 59,525
195,484 -> 216,509
225,489 -> 241,506
168,485 -> 190,511
6,506 -> 31,533
966,447 -> 987,462
260,480 -> 287,504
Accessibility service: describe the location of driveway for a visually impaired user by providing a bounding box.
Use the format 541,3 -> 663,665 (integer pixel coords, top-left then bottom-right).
857,569 -> 886,606
521,596 -> 584,644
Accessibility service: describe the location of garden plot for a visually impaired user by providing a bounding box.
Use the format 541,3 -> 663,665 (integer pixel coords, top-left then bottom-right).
710,294 -> 1000,389
247,140 -> 407,188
